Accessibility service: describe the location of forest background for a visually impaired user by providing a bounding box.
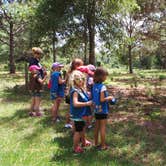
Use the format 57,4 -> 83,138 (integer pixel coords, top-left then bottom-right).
0,0 -> 165,166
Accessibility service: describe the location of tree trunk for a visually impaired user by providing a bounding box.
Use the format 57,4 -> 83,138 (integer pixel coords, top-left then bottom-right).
25,62 -> 28,90
52,30 -> 56,62
87,0 -> 95,65
9,22 -> 15,74
83,24 -> 88,64
128,45 -> 133,73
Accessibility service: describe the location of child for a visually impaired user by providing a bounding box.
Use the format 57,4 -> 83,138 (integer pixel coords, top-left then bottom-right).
92,67 -> 114,150
70,70 -> 92,153
64,58 -> 84,128
50,62 -> 65,123
77,64 -> 96,129
29,65 -> 47,116
29,47 -> 47,78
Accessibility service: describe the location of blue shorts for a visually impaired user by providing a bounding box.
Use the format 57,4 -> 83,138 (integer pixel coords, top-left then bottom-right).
50,92 -> 58,100
50,92 -> 64,100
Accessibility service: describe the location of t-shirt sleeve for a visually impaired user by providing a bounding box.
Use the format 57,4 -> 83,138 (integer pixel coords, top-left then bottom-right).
36,73 -> 42,82
101,85 -> 107,92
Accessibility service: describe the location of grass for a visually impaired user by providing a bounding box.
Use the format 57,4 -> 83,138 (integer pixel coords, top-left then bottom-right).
0,69 -> 166,166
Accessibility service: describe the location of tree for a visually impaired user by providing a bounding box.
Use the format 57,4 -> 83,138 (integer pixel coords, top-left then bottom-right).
0,0 -> 30,73
33,0 -> 125,65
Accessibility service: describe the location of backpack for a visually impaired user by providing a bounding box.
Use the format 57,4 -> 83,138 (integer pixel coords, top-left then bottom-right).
29,73 -> 42,91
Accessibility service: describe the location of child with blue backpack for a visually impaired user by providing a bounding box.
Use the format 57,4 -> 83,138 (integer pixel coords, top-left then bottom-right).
92,67 -> 114,150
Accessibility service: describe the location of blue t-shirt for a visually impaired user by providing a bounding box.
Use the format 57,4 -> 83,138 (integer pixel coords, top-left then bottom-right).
50,71 -> 65,97
70,88 -> 90,120
92,83 -> 109,114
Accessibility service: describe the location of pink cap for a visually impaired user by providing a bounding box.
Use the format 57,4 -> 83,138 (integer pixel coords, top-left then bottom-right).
29,65 -> 41,71
77,66 -> 94,76
52,62 -> 64,69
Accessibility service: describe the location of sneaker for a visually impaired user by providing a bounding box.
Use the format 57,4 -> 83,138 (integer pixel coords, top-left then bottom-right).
65,123 -> 72,128
82,139 -> 92,147
98,145 -> 110,151
88,125 -> 92,129
74,146 -> 84,153
56,118 -> 60,122
36,112 -> 42,117
29,112 -> 35,117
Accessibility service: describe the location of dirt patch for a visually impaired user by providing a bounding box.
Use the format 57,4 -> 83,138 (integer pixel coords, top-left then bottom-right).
107,86 -> 166,136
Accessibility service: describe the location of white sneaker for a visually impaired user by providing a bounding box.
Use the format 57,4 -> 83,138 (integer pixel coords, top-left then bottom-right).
65,123 -> 72,128
56,118 -> 60,122
88,125 -> 92,129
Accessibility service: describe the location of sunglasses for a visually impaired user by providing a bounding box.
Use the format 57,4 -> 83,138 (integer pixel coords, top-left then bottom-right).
75,77 -> 85,81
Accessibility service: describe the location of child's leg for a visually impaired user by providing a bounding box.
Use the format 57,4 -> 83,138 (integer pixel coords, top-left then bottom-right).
51,99 -> 57,121
87,115 -> 93,128
94,120 -> 100,146
80,127 -> 86,145
73,131 -> 81,149
100,119 -> 107,148
51,97 -> 62,121
34,96 -> 41,112
30,96 -> 35,111
65,111 -> 70,124
56,97 -> 62,118
73,121 -> 84,152
65,108 -> 72,128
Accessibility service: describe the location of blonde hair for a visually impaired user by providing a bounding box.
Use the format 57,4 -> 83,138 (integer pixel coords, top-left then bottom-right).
32,47 -> 43,55
69,70 -> 86,90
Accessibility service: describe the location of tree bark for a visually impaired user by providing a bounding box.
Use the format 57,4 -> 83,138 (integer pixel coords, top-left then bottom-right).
9,22 -> 15,74
128,45 -> 133,73
87,0 -> 95,65
52,29 -> 56,62
83,23 -> 88,64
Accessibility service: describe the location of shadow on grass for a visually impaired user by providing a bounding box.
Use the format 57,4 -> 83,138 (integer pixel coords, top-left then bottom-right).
0,108 -> 29,125
50,134 -> 141,166
1,84 -> 50,103
107,119 -> 166,166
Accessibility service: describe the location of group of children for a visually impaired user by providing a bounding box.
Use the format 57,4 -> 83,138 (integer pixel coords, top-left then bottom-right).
28,47 -> 116,153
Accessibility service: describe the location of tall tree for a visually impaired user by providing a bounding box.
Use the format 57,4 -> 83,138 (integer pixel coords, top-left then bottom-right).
0,0 -> 30,73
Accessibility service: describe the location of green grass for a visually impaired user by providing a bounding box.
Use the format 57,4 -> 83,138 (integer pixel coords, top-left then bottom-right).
0,69 -> 166,166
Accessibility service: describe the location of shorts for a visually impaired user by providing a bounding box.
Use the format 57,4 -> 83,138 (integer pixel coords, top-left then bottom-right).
74,121 -> 85,132
50,92 -> 64,100
31,91 -> 41,97
95,113 -> 108,120
50,92 -> 58,100
65,95 -> 70,104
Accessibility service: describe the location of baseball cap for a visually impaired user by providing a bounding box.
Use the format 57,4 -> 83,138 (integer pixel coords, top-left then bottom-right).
87,64 -> 96,71
29,65 -> 41,71
52,62 -> 64,69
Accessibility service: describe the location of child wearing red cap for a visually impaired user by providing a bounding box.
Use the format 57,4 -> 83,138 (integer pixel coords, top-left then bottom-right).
28,65 -> 47,117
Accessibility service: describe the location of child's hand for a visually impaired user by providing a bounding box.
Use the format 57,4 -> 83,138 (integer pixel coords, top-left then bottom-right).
86,101 -> 92,106
107,96 -> 113,101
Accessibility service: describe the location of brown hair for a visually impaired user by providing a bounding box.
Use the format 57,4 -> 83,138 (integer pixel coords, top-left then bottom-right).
70,58 -> 83,72
94,67 -> 108,83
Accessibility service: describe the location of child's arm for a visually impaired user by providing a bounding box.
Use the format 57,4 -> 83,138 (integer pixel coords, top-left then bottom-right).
58,76 -> 65,84
100,91 -> 113,102
100,85 -> 114,102
73,92 -> 92,107
38,74 -> 47,84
